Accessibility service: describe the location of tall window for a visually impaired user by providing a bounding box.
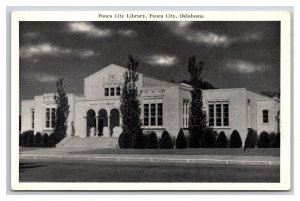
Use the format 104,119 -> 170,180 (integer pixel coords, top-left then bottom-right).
263,110 -> 269,123
143,103 -> 163,127
110,87 -> 115,96
51,108 -> 56,128
46,108 -> 50,128
183,100 -> 189,128
45,108 -> 56,128
31,109 -> 35,129
150,104 -> 156,126
208,101 -> 229,127
144,104 -> 149,126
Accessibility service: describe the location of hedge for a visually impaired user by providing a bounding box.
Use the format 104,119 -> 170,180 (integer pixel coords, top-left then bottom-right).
33,132 -> 43,147
159,130 -> 173,149
257,131 -> 270,148
229,130 -> 242,148
176,128 -> 187,149
133,131 -> 145,149
202,128 -> 216,148
216,131 -> 228,148
244,128 -> 258,148
145,131 -> 159,149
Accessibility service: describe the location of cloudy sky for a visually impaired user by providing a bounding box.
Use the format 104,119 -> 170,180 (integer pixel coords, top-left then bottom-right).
19,21 -> 280,100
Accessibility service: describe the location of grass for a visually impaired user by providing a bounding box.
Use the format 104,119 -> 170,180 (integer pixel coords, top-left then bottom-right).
70,148 -> 280,156
19,159 -> 280,182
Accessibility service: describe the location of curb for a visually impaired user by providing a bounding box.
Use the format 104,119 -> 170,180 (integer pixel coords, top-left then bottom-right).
19,154 -> 280,166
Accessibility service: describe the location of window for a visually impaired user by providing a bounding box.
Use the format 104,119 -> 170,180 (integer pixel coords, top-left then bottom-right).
157,103 -> 163,126
110,88 -> 115,96
151,104 -> 156,126
208,101 -> 229,127
45,108 -> 56,128
31,109 -> 35,129
263,110 -> 269,123
51,108 -> 56,128
183,100 -> 189,128
46,108 -> 50,128
143,103 -> 163,127
116,87 -> 121,96
144,104 -> 149,126
105,88 -> 109,96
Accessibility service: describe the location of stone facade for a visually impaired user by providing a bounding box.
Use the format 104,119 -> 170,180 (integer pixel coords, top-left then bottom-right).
21,64 -> 280,145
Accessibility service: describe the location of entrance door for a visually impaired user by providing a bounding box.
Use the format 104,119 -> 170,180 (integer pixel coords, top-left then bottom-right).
98,109 -> 108,136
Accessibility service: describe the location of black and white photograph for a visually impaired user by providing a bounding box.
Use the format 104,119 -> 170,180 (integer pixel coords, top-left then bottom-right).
11,11 -> 291,191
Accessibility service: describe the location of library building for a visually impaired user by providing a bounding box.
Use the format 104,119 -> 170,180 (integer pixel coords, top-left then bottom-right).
21,64 -> 280,144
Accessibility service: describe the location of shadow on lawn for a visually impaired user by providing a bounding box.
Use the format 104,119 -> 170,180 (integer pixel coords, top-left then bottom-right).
19,162 -> 46,172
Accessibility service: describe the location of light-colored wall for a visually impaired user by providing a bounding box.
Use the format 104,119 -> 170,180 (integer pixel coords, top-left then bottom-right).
21,100 -> 34,132
203,88 -> 248,145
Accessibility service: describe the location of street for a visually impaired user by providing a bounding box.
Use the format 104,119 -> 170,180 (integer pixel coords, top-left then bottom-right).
19,159 -> 280,182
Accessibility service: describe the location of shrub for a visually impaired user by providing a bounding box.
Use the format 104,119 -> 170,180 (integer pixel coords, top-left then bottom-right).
21,130 -> 34,147
216,131 -> 228,148
159,130 -> 173,149
133,131 -> 145,149
257,131 -> 271,148
229,130 -> 242,148
41,133 -> 50,147
269,132 -> 280,148
19,134 -> 22,146
244,128 -> 258,148
33,132 -> 42,147
176,129 -> 187,149
145,131 -> 159,149
202,128 -> 216,148
49,133 -> 56,147
188,128 -> 201,148
118,132 -> 133,149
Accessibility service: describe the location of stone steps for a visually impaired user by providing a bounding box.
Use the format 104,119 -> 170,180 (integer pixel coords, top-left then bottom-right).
59,136 -> 118,148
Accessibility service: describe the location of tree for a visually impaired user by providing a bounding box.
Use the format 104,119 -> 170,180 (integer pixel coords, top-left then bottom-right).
133,130 -> 145,149
54,78 -> 70,145
119,55 -> 142,148
145,131 -> 159,149
188,56 -> 207,148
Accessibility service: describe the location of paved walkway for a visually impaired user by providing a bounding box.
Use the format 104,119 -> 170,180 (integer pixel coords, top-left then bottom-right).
19,147 -> 280,166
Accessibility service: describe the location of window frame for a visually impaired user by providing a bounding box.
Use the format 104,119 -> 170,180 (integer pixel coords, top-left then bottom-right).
262,109 -> 269,124
208,100 -> 230,128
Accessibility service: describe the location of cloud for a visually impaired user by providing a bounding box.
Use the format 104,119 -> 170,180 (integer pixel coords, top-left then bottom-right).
20,43 -> 99,59
24,71 -> 58,83
163,22 -> 261,47
68,22 -> 112,37
146,55 -> 178,66
118,29 -> 137,37
224,59 -> 269,73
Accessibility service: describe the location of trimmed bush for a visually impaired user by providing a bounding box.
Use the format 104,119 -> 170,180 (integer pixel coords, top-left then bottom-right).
145,131 -> 159,149
49,133 -> 56,147
21,130 -> 34,147
216,131 -> 228,148
244,128 -> 258,148
133,131 -> 145,149
202,128 -> 216,148
33,132 -> 42,147
159,130 -> 173,149
257,131 -> 271,148
41,133 -> 50,147
118,132 -> 128,149
275,133 -> 280,148
188,128 -> 201,148
176,129 -> 187,149
229,130 -> 242,148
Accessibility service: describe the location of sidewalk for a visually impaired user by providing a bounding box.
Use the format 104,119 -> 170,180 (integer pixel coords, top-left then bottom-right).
19,147 -> 280,166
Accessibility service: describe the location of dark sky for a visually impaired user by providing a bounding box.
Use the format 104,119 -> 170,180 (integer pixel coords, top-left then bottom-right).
19,21 -> 280,100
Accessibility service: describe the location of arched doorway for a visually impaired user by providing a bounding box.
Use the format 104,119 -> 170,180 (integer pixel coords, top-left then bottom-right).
110,108 -> 120,136
86,109 -> 96,137
98,109 -> 108,136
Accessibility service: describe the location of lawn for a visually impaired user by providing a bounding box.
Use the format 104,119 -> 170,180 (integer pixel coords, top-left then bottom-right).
19,159 -> 280,182
70,148 -> 280,156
